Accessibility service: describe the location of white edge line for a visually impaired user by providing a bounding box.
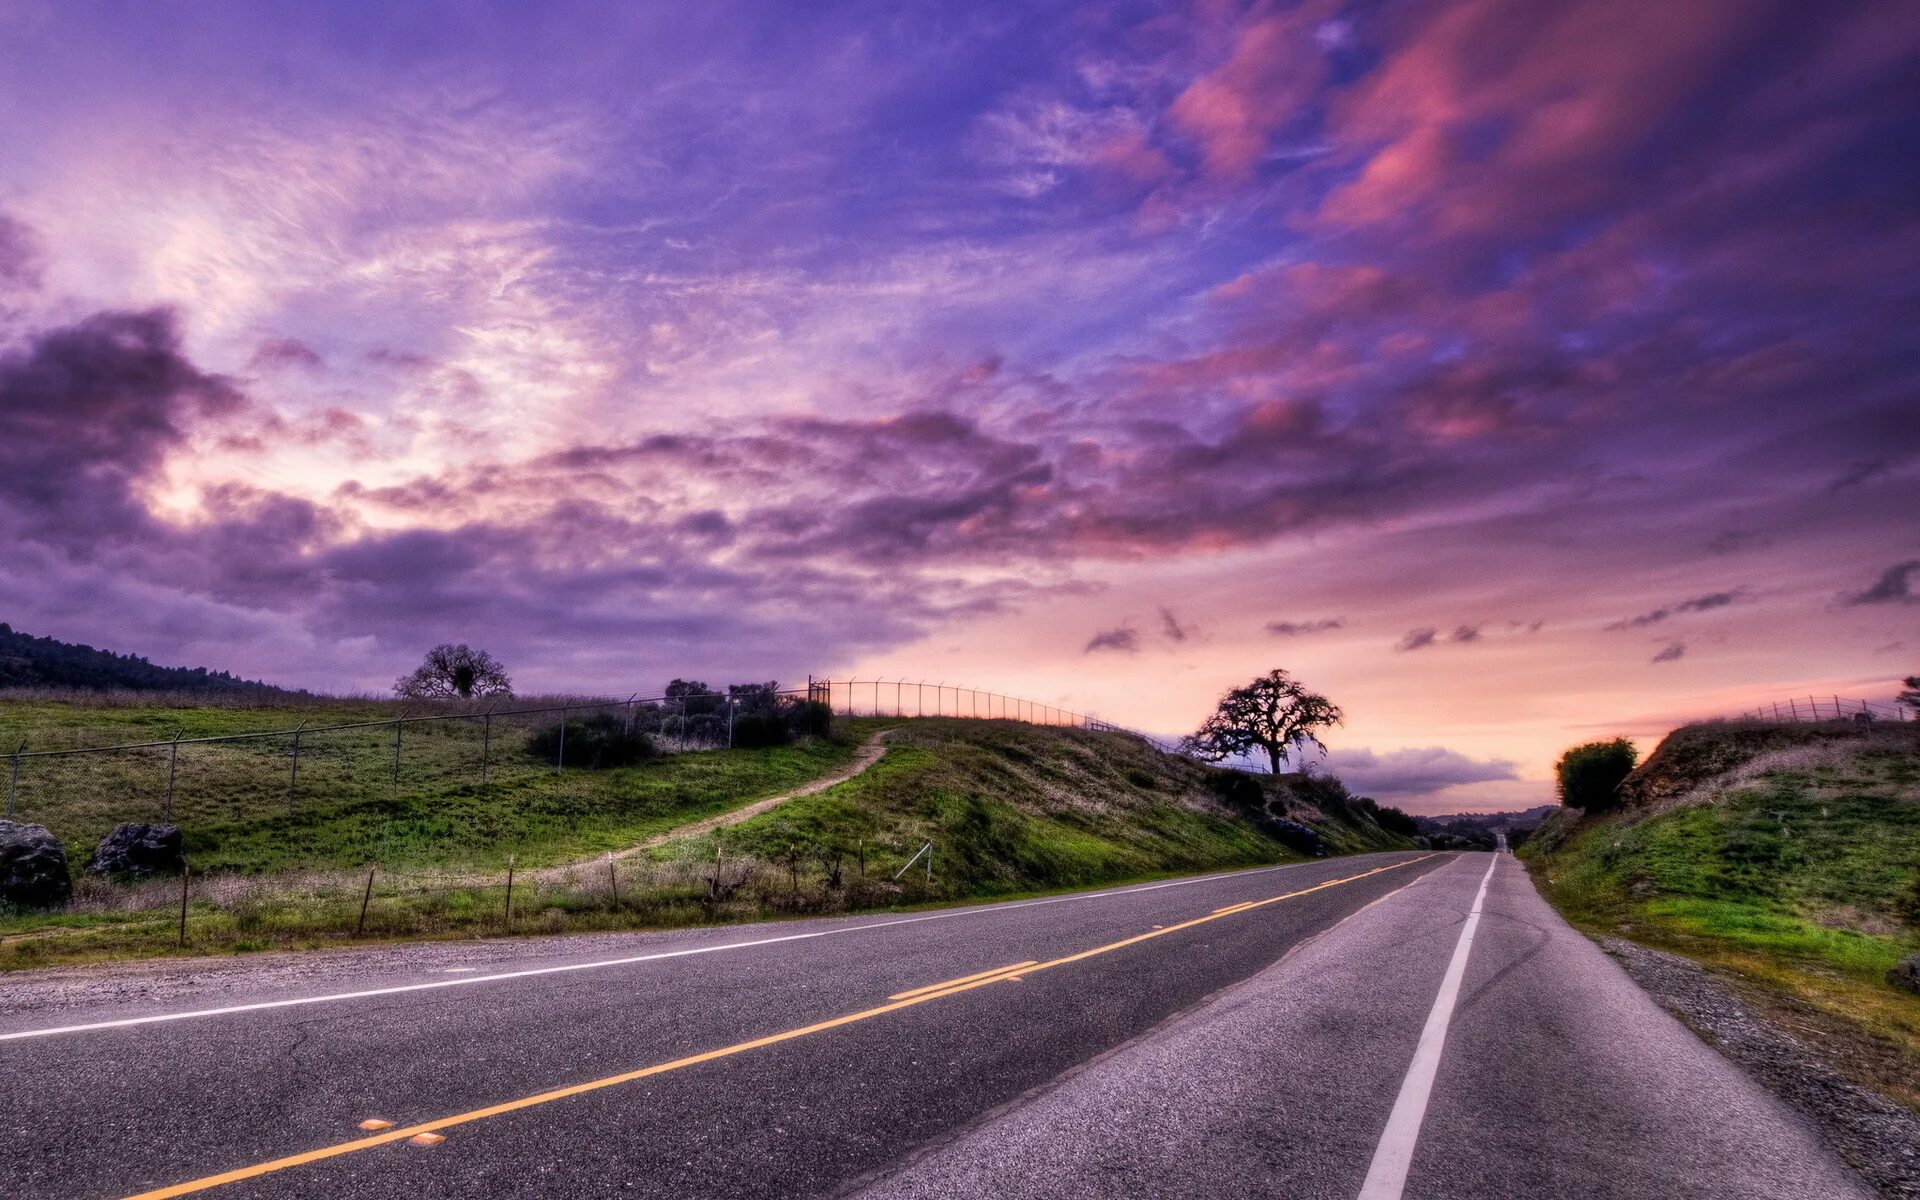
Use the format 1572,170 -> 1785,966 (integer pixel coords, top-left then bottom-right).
1356,852 -> 1499,1200
0,854 -> 1431,1043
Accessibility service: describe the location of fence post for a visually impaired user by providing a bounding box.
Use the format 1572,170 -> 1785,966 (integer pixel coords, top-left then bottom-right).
608,853 -> 619,907
287,722 -> 305,812
503,855 -> 516,928
6,739 -> 21,820
391,717 -> 404,798
357,867 -> 375,935
556,706 -> 568,773
163,734 -> 179,822
177,863 -> 191,949
1789,698 -> 1799,720
481,710 -> 492,785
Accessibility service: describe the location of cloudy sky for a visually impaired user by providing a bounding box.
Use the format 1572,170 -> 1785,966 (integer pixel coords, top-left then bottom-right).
2,0 -> 1915,812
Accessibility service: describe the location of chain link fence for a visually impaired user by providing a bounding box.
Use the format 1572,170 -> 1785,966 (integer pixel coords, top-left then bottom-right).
1731,695 -> 1914,724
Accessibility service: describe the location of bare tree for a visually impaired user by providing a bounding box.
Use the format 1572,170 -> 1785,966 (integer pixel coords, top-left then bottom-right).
394,644 -> 514,699
1183,668 -> 1342,774
1900,675 -> 1920,717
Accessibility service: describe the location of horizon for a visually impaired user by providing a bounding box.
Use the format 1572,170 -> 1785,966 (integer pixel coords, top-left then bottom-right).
2,1 -> 1916,816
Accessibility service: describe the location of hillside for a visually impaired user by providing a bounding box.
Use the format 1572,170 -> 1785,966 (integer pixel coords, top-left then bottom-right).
0,711 -> 1413,968
702,718 -> 1411,897
0,622 -> 279,694
1522,719 -> 1920,1107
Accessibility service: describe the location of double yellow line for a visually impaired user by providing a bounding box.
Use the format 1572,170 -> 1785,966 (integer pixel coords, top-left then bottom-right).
123,855 -> 1433,1199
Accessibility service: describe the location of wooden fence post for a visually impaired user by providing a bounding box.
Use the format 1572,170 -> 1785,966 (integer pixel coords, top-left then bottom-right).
504,855 -> 516,928
177,864 -> 191,949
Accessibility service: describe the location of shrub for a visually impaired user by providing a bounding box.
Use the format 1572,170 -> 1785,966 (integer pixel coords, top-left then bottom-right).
729,713 -> 793,749
1555,738 -> 1637,811
729,697 -> 834,748
1355,797 -> 1419,838
525,713 -> 656,768
1206,770 -> 1268,812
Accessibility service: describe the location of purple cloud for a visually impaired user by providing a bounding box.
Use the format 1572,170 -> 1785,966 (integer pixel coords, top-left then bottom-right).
1267,618 -> 1344,637
1084,627 -> 1139,655
1322,747 -> 1521,798
1605,590 -> 1747,631
1841,561 -> 1920,606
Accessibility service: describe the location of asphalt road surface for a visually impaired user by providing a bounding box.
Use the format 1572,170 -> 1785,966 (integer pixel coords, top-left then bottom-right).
0,851 -> 1876,1200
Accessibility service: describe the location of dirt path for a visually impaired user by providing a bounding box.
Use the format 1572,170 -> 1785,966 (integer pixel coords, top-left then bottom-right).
537,729 -> 894,879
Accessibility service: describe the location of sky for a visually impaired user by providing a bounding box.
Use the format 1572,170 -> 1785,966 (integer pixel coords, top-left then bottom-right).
1,0 -> 1915,813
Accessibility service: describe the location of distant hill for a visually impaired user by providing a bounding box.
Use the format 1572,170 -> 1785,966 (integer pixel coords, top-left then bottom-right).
1417,805 -> 1559,830
0,623 -> 279,694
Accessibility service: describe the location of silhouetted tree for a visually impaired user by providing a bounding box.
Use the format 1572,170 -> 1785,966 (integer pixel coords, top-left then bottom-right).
1554,738 -> 1637,812
394,644 -> 513,699
1183,669 -> 1343,774
1899,676 -> 1920,718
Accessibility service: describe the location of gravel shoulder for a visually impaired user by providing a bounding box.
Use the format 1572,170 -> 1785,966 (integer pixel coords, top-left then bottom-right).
1599,936 -> 1920,1199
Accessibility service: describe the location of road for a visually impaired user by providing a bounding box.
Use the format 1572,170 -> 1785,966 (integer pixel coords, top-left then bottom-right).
0,851 -> 1875,1200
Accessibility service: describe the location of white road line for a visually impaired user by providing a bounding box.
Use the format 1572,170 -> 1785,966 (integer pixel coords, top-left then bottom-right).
1356,853 -> 1499,1200
0,855 -> 1421,1043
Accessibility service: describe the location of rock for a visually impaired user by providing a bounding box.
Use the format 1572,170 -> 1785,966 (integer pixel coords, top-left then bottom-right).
1270,818 -> 1328,857
86,822 -> 185,878
1889,954 -> 1920,995
0,820 -> 72,909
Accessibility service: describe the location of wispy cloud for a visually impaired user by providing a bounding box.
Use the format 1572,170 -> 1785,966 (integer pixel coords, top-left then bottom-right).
1396,628 -> 1439,653
1840,560 -> 1920,606
1159,607 -> 1190,643
1605,590 -> 1746,631
1084,626 -> 1139,654
1266,617 -> 1344,637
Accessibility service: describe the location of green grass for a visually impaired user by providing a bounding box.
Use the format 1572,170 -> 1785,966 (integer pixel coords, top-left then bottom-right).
1523,723 -> 1920,1106
1,694 -> 862,871
0,707 -> 1412,970
714,720 -> 1313,896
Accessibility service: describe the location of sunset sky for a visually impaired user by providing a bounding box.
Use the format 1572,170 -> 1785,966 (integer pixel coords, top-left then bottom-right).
1,1 -> 1915,811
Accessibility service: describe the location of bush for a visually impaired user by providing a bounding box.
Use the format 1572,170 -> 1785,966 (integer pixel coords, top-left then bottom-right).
526,713 -> 656,769
1207,770 -> 1268,812
1555,738 -> 1637,811
729,713 -> 793,749
1355,797 -> 1419,838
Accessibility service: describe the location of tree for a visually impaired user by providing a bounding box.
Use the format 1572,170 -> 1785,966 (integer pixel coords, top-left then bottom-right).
1183,669 -> 1343,774
394,644 -> 513,699
1554,738 -> 1637,812
1900,676 -> 1920,718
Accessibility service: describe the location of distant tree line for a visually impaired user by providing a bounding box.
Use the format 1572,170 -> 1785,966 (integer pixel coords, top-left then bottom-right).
0,623 -> 277,694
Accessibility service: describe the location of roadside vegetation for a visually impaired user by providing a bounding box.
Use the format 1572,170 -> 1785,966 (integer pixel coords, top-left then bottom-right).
1522,720 -> 1920,1108
0,716 -> 1412,970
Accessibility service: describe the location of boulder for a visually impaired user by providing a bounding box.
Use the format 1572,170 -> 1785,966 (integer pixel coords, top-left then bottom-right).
1270,818 -> 1328,857
86,822 -> 185,878
1889,954 -> 1920,996
0,820 -> 71,909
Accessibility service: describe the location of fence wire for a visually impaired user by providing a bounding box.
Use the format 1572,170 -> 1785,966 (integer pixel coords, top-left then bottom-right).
1731,695 -> 1914,724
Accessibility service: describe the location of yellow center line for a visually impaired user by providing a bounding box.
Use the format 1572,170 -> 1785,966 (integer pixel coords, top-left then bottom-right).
120,854 -> 1435,1200
889,961 -> 1039,1000
1211,901 -> 1255,915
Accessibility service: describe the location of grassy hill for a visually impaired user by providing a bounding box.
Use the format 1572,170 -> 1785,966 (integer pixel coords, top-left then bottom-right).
1522,719 -> 1920,1106
0,705 -> 1413,968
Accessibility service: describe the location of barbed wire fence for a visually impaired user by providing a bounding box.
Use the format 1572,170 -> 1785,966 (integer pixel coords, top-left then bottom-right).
1729,695 -> 1914,724
0,673 -> 1257,959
